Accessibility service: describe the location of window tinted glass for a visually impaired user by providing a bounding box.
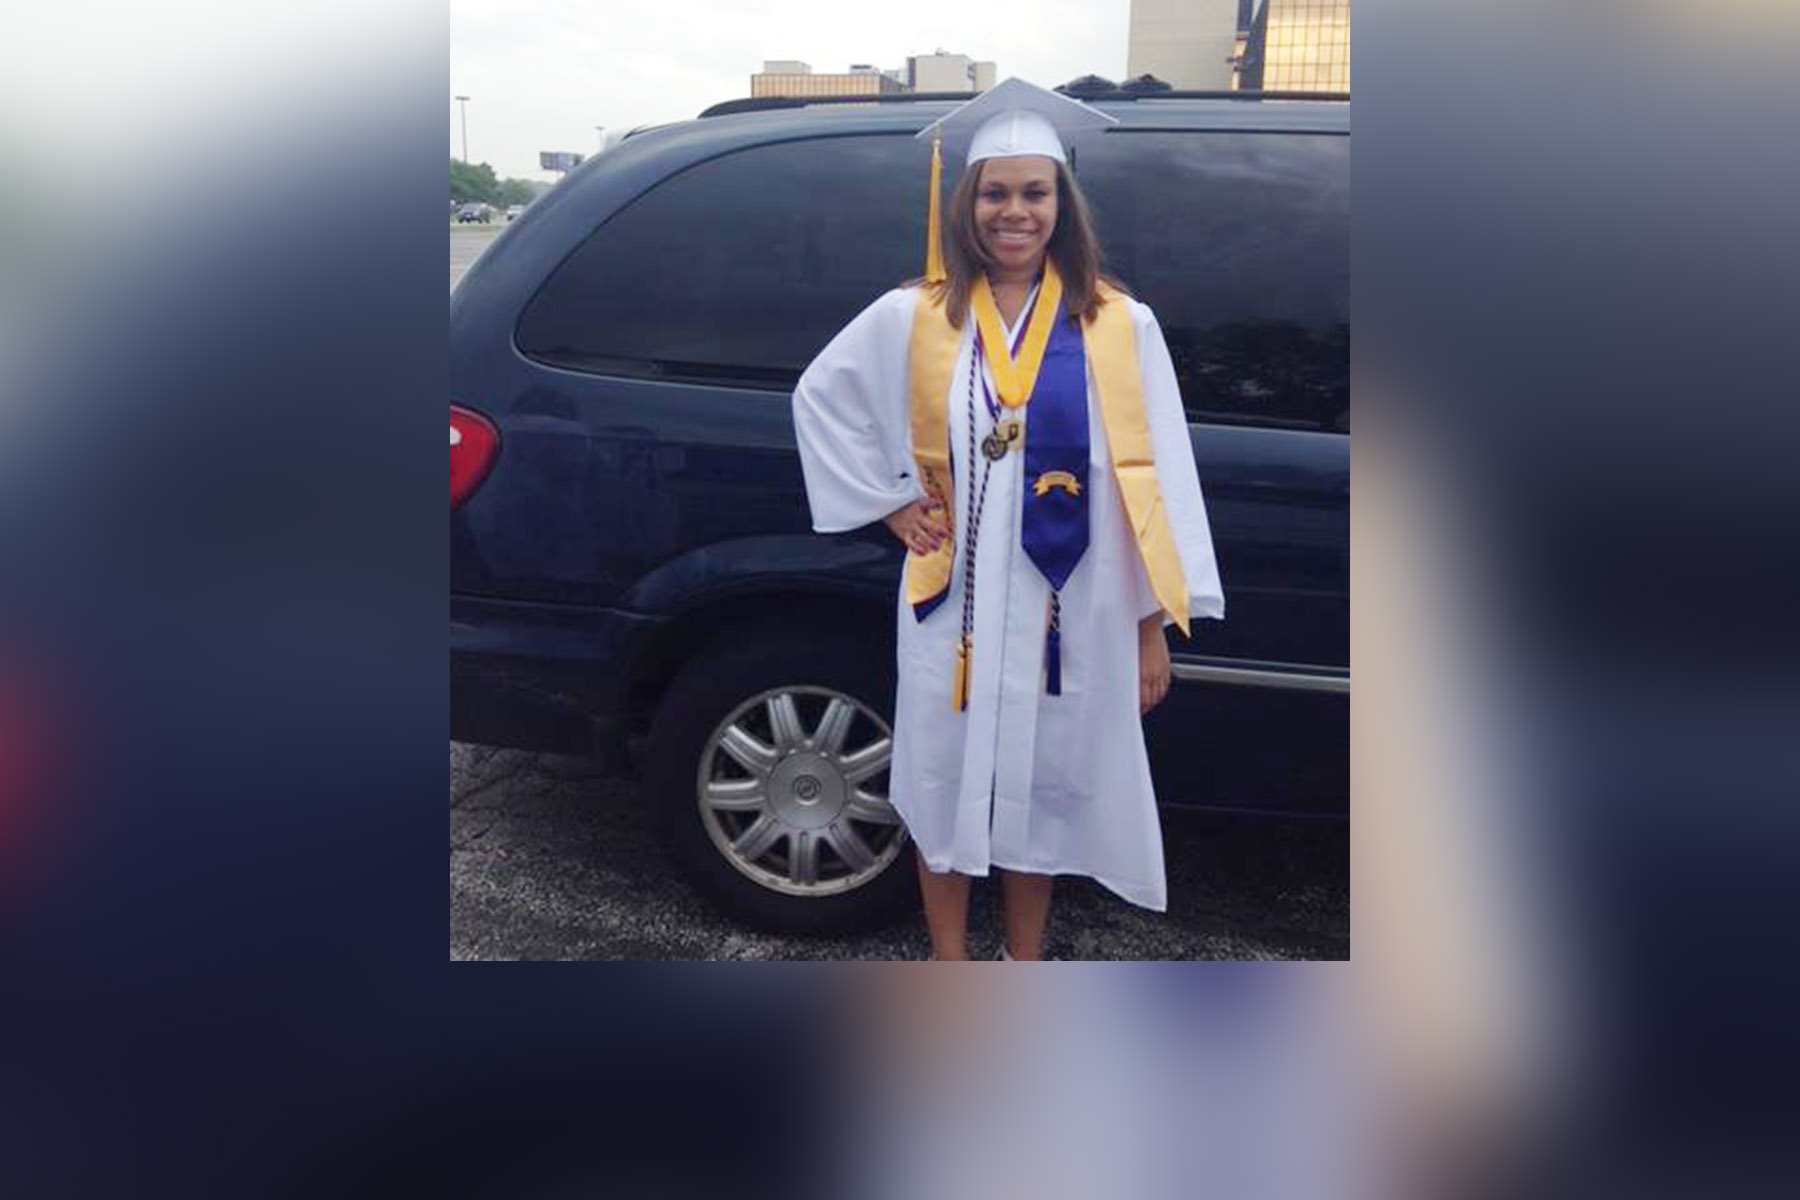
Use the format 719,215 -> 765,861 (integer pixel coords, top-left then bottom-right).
519,134 -> 924,388
1082,131 -> 1349,431
521,125 -> 1349,432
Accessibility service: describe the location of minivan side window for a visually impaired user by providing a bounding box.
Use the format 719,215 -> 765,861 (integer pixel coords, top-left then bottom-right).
518,135 -> 924,389
1083,131 -> 1349,432
520,126 -> 1349,433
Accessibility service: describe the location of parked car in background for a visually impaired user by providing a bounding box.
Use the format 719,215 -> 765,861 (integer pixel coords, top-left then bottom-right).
450,89 -> 1349,933
506,204 -> 526,221
456,203 -> 493,224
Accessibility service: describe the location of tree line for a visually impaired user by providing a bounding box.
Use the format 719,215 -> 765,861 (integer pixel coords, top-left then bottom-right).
451,159 -> 539,208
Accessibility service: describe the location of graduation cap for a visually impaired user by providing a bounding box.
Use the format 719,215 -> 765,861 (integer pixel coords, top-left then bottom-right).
914,78 -> 1119,281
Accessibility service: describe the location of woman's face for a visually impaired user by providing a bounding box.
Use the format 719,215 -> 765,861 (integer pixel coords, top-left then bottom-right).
973,155 -> 1059,281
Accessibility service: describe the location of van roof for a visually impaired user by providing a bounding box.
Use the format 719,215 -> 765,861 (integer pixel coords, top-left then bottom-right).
678,92 -> 1349,142
699,88 -> 1348,120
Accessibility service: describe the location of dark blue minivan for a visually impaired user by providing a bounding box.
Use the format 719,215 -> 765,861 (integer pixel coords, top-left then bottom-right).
451,90 -> 1348,932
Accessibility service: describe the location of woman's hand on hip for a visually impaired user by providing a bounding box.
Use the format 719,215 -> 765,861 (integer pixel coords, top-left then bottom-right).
1138,615 -> 1171,716
884,497 -> 949,556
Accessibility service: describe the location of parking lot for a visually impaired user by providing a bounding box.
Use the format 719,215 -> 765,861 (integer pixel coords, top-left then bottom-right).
450,225 -> 1348,960
450,222 -> 498,289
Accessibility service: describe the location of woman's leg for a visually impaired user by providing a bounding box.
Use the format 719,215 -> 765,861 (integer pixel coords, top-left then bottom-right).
998,869 -> 1054,960
915,851 -> 972,960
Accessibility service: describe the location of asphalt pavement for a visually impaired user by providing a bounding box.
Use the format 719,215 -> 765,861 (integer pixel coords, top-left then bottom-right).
450,741 -> 1347,961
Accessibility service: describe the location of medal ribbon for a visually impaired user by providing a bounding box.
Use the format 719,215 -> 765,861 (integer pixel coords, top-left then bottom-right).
971,263 -> 1064,409
977,283 -> 1035,428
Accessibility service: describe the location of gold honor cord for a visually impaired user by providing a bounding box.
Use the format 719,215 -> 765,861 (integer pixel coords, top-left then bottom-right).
970,263 -> 1064,409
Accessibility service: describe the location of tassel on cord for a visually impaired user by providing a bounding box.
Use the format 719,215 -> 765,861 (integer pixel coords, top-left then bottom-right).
925,135 -> 946,284
952,636 -> 970,712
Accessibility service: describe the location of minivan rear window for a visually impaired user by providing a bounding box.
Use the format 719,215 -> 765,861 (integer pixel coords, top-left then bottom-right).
520,125 -> 1348,432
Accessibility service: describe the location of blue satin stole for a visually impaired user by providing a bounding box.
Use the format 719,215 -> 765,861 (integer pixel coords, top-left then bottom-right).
1021,312 -> 1088,695
1021,311 -> 1089,591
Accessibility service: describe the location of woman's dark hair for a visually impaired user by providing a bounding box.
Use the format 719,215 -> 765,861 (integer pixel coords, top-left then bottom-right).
918,157 -> 1125,328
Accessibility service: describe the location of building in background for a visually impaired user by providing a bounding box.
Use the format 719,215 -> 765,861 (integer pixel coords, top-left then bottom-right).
751,54 -> 996,98
907,51 -> 997,93
1236,0 -> 1351,91
1127,0 -> 1241,90
1126,0 -> 1351,93
750,61 -> 906,98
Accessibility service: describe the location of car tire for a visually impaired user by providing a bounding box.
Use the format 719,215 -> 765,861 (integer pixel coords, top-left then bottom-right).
646,621 -> 916,935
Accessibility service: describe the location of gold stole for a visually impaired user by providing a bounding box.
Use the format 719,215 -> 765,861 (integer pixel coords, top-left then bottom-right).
903,283 -> 1191,650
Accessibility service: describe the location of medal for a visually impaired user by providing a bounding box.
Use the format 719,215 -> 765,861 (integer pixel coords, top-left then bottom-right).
981,420 -> 1020,461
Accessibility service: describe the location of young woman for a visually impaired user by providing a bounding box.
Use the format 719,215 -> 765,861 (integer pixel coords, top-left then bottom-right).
792,80 -> 1224,960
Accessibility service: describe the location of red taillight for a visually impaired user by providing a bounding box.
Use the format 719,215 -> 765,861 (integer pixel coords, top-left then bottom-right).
450,405 -> 499,508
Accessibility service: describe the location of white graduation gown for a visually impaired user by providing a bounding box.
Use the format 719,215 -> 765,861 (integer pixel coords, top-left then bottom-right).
792,285 -> 1223,910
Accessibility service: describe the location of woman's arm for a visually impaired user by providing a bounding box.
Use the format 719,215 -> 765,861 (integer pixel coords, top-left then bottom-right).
791,289 -> 923,534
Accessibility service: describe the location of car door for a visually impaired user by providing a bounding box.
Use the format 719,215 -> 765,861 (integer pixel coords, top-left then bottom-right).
1082,125 -> 1350,815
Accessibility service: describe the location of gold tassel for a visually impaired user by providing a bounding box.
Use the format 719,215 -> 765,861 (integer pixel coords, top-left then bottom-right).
951,635 -> 969,712
924,134 -> 946,284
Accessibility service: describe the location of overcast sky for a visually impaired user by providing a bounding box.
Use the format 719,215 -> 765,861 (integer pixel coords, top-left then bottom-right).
451,0 -> 1134,181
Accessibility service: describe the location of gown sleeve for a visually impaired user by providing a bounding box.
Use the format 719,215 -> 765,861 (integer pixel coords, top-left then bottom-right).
791,287 -> 923,534
1131,300 -> 1226,625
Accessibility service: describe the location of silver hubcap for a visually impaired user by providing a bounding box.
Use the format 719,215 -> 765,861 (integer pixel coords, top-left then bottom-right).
697,686 -> 906,897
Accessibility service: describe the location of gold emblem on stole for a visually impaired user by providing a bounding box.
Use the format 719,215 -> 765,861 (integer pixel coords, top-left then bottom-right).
1031,470 -> 1081,498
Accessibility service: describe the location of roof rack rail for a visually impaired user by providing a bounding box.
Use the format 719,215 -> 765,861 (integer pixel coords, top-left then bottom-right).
699,89 -> 1347,119
700,92 -> 977,118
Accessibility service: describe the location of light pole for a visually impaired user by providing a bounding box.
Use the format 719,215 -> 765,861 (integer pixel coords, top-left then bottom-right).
455,95 -> 471,163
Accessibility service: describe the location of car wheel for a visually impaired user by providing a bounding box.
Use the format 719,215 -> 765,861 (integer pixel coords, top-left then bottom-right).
647,625 -> 915,935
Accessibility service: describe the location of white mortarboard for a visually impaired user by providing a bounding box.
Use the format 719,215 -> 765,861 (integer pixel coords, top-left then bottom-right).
915,76 -> 1118,166
913,78 -> 1118,280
